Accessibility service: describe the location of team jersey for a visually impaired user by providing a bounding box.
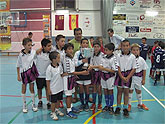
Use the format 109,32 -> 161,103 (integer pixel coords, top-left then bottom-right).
154,47 -> 165,69
46,64 -> 64,94
36,50 -> 51,78
140,43 -> 150,60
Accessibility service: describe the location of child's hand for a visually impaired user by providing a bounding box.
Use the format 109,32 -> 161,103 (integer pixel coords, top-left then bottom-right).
98,65 -> 103,70
125,77 -> 130,83
61,72 -> 68,77
17,75 -> 21,82
82,59 -> 88,63
36,48 -> 42,55
122,77 -> 127,83
142,80 -> 145,85
88,65 -> 93,71
82,70 -> 89,75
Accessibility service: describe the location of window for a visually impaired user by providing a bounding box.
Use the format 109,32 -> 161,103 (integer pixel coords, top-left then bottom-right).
55,0 -> 75,10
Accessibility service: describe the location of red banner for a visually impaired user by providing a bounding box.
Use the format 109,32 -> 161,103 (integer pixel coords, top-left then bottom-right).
55,15 -> 64,30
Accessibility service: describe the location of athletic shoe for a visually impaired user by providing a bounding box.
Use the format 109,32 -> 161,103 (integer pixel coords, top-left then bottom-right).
114,107 -> 121,115
66,111 -> 77,119
47,103 -> 51,110
38,101 -> 43,108
84,104 -> 89,112
79,104 -> 85,112
72,107 -> 80,113
138,104 -> 149,110
109,107 -> 114,115
56,109 -> 64,116
23,108 -> 28,113
97,104 -> 102,111
123,109 -> 129,117
51,112 -> 58,120
32,104 -> 38,112
102,106 -> 109,112
128,104 -> 131,112
60,100 -> 64,108
90,104 -> 96,111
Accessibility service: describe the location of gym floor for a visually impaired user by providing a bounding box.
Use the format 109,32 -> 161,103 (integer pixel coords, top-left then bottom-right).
0,56 -> 164,124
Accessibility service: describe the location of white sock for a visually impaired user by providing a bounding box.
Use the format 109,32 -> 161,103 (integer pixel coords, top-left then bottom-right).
22,94 -> 26,108
31,93 -> 35,105
67,108 -> 72,113
71,103 -> 73,108
128,93 -> 133,105
136,93 -> 142,105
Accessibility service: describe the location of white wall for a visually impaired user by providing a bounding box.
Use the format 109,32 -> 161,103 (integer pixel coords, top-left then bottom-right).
51,0 -> 102,37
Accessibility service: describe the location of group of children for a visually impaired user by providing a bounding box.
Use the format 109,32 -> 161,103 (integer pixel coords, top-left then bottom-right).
16,34 -> 165,121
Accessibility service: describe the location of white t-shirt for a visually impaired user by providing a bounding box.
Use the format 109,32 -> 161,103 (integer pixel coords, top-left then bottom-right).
52,46 -> 65,62
90,52 -> 104,71
116,52 -> 138,72
36,51 -> 51,78
16,49 -> 36,73
46,64 -> 64,94
101,54 -> 118,73
132,56 -> 148,83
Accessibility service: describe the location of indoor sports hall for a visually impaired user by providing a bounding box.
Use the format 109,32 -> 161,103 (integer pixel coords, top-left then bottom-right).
0,0 -> 165,124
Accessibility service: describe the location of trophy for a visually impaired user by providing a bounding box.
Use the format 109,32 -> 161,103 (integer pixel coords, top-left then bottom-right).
80,48 -> 94,69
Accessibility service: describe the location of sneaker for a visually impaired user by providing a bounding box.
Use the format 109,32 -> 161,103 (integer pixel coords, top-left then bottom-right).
138,104 -> 149,110
102,106 -> 109,112
56,109 -> 64,116
72,107 -> 80,113
51,113 -> 58,120
23,108 -> 28,113
109,107 -> 114,115
84,104 -> 89,112
32,104 -> 38,112
123,109 -> 129,117
97,104 -> 102,111
79,104 -> 85,112
66,111 -> 78,119
47,103 -> 51,110
90,104 -> 96,111
60,101 -> 64,108
114,107 -> 121,116
38,101 -> 43,108
128,104 -> 131,112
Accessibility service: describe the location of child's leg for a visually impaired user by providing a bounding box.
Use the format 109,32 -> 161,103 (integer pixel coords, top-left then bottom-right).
51,102 -> 56,113
22,84 -> 27,111
97,84 -> 102,105
66,96 -> 72,113
29,83 -> 35,105
104,89 -> 109,107
45,87 -> 50,103
92,84 -> 97,104
117,87 -> 123,108
79,84 -> 84,105
38,89 -> 42,102
123,88 -> 129,109
163,71 -> 165,85
154,71 -> 160,85
85,84 -> 90,105
108,90 -> 114,107
128,90 -> 133,105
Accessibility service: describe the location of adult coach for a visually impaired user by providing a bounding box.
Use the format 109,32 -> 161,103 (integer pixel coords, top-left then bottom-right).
107,28 -> 125,50
69,28 -> 92,55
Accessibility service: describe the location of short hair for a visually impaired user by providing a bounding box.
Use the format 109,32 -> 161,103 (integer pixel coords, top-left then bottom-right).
158,41 -> 165,49
104,43 -> 115,51
90,37 -> 94,39
154,40 -> 159,44
142,37 -> 147,41
55,34 -> 65,42
81,37 -> 89,44
41,38 -> 51,47
131,43 -> 140,50
22,38 -> 32,46
64,43 -> 74,51
49,51 -> 59,61
74,28 -> 82,35
93,40 -> 101,47
107,28 -> 114,33
121,39 -> 130,45
28,32 -> 33,36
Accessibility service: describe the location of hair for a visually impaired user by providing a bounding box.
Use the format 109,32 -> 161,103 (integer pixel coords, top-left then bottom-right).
96,36 -> 102,40
154,40 -> 159,44
158,41 -> 165,49
74,28 -> 82,35
64,43 -> 74,51
107,28 -> 114,33
22,38 -> 32,46
49,51 -> 59,61
80,37 -> 89,44
121,39 -> 130,45
142,37 -> 147,41
93,40 -> 101,47
104,43 -> 115,51
28,32 -> 33,36
41,38 -> 51,47
90,37 -> 94,39
131,43 -> 140,50
55,34 -> 65,42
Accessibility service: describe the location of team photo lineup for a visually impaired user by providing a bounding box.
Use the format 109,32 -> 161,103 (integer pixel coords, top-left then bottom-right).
16,27 -> 165,121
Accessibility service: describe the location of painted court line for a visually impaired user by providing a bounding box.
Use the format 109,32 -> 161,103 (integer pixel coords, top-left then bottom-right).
142,86 -> 165,109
